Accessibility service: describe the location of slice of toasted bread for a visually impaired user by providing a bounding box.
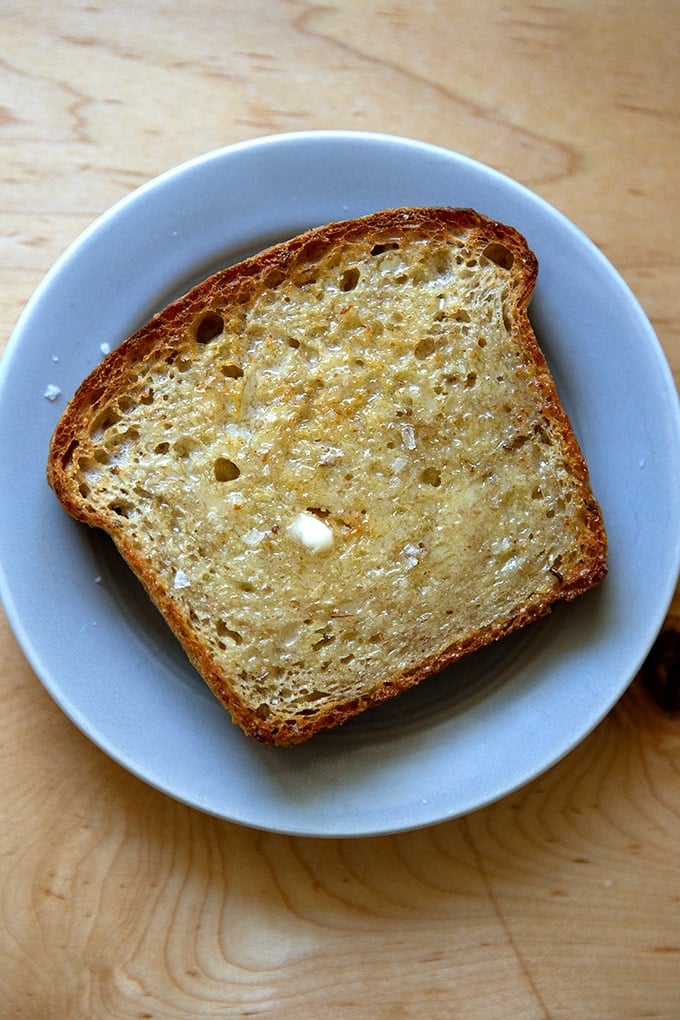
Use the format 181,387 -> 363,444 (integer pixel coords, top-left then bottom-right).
47,207 -> 607,746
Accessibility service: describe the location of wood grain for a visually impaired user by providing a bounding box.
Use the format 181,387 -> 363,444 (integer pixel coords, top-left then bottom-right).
1,2 -> 679,1018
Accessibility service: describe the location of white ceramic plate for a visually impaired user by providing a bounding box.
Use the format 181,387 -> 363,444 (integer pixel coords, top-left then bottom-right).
1,131 -> 679,837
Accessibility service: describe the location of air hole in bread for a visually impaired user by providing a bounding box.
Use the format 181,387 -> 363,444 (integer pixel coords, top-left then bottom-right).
216,620 -> 243,644
286,337 -> 300,349
534,424 -> 553,446
370,241 -> 399,255
61,439 -> 79,469
264,267 -> 286,288
312,634 -> 335,652
110,502 -> 132,518
195,310 -> 224,343
116,395 -> 135,413
504,434 -> 528,452
340,267 -> 360,292
414,337 -> 435,359
221,363 -> 244,378
307,689 -> 329,701
166,352 -> 193,372
214,457 -> 240,482
173,437 -> 197,458
420,466 -> 442,487
464,372 -> 477,388
90,408 -> 121,438
482,242 -> 514,270
154,441 -> 170,455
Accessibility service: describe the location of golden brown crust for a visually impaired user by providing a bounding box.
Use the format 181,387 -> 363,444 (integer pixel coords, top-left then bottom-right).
47,207 -> 607,746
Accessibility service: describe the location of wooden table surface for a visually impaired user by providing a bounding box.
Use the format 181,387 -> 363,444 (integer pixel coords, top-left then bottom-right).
1,3 -> 679,1017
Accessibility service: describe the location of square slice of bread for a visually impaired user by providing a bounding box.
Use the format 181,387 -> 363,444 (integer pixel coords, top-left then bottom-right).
47,207 -> 607,745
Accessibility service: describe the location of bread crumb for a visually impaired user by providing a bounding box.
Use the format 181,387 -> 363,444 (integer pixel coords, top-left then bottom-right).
44,384 -> 61,401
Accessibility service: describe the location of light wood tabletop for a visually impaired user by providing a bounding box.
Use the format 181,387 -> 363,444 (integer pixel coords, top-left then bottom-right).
1,3 -> 679,1017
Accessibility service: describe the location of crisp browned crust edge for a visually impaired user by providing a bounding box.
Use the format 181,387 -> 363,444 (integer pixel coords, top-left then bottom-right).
47,206 -> 608,746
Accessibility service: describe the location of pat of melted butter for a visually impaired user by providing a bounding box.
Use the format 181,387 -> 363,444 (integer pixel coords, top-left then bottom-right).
287,512 -> 334,553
